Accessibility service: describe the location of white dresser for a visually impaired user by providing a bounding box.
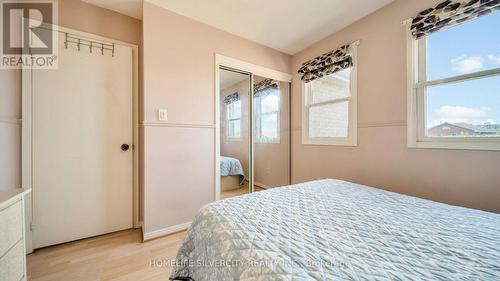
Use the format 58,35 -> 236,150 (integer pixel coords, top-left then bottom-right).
0,189 -> 31,281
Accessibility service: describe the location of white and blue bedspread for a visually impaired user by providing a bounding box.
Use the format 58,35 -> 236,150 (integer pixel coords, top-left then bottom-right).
220,156 -> 245,184
171,179 -> 500,280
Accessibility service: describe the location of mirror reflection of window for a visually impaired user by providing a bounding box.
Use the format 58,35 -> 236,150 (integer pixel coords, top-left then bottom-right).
227,98 -> 242,139
255,89 -> 280,143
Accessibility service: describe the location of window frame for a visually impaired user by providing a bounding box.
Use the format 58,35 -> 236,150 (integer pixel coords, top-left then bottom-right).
405,19 -> 500,151
254,90 -> 281,144
226,99 -> 242,141
301,42 -> 358,146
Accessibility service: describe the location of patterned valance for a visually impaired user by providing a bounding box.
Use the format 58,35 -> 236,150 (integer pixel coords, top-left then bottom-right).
411,0 -> 500,39
254,79 -> 279,97
297,44 -> 353,83
223,92 -> 240,104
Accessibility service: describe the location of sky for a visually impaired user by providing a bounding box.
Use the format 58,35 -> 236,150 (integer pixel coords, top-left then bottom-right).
426,11 -> 500,128
259,91 -> 280,138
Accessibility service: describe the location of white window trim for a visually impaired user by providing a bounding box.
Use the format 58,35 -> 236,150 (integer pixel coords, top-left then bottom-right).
254,92 -> 281,144
301,41 -> 358,146
405,20 -> 500,151
226,101 -> 242,141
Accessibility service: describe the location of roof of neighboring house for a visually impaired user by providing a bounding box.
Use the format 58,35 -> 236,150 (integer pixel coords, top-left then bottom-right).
433,122 -> 498,133
482,124 -> 500,131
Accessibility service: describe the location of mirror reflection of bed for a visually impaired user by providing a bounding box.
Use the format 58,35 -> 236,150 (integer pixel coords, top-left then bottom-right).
219,68 -> 290,200
220,156 -> 260,199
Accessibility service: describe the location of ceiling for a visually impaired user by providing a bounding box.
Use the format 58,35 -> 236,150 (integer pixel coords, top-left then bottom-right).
220,69 -> 249,90
84,0 -> 395,54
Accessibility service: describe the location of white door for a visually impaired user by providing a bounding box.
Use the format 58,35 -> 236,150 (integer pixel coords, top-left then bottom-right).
32,32 -> 133,249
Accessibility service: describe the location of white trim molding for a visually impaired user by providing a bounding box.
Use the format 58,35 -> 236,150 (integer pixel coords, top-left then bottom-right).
142,121 -> 215,129
143,222 -> 191,241
0,117 -> 22,125
405,21 -> 500,151
301,41 -> 359,146
359,120 -> 406,128
216,55 -> 293,83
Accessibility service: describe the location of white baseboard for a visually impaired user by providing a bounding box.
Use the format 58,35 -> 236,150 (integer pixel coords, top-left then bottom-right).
142,222 -> 191,241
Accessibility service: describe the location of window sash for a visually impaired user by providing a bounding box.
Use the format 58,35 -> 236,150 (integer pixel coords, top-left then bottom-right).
301,43 -> 358,147
256,111 -> 280,143
255,95 -> 280,143
306,98 -> 351,140
226,101 -> 241,120
227,119 -> 241,139
416,37 -> 500,142
305,82 -> 350,107
405,19 -> 500,151
226,102 -> 241,139
304,80 -> 352,140
417,68 -> 500,88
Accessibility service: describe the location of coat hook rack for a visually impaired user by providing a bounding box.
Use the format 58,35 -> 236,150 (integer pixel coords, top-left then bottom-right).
64,34 -> 115,57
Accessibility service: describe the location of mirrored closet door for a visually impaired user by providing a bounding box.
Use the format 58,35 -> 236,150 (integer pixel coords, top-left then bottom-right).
252,76 -> 290,192
219,68 -> 252,199
218,67 -> 291,200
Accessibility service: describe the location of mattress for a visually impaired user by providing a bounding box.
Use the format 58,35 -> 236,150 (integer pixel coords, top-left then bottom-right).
220,156 -> 245,184
170,179 -> 500,280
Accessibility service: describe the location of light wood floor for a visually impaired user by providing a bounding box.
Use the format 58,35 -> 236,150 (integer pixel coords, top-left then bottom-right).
27,229 -> 186,281
28,184 -> 266,280
220,182 -> 265,199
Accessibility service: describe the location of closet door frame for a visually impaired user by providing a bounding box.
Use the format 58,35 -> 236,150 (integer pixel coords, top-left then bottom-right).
215,54 -> 292,200
22,25 -> 140,253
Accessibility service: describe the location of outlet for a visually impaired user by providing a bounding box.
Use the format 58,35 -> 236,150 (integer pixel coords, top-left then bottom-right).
158,109 -> 168,121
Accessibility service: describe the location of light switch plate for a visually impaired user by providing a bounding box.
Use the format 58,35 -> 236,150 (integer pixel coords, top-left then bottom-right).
158,109 -> 168,121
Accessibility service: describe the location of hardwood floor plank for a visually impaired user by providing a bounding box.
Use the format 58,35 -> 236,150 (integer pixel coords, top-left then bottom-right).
27,229 -> 186,281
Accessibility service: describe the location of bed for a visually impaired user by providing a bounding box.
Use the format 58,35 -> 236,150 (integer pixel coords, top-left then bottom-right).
220,156 -> 245,191
170,179 -> 500,280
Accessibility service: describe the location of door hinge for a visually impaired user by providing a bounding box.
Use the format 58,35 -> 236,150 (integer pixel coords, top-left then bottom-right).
30,223 -> 35,232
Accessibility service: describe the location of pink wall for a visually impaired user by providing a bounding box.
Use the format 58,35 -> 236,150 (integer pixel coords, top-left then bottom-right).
59,0 -> 141,45
291,0 -> 500,213
0,0 -> 141,191
141,2 -> 292,234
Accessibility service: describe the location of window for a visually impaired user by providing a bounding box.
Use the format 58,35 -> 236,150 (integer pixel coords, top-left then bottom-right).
303,67 -> 357,145
407,12 -> 500,150
255,89 -> 280,143
226,99 -> 241,140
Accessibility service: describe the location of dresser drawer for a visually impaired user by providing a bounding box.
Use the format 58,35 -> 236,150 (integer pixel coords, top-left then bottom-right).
0,240 -> 25,281
0,199 -> 23,257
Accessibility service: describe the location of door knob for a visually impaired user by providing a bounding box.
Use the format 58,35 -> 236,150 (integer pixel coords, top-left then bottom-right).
121,144 -> 130,151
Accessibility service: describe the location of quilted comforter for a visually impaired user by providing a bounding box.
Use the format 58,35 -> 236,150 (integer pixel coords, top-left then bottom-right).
220,156 -> 245,184
170,179 -> 500,280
